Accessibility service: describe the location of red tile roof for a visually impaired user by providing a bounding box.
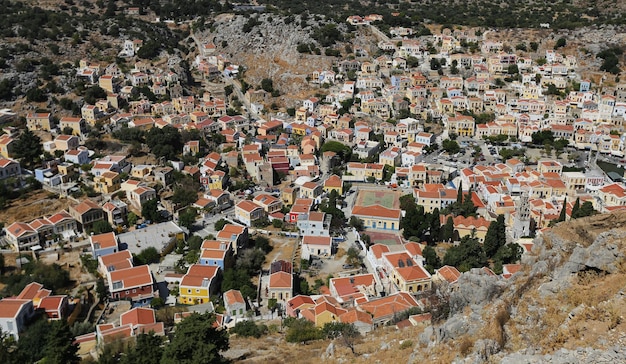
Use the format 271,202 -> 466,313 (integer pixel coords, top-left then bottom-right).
224,289 -> 245,305
108,265 -> 153,290
181,265 -> 219,287
269,271 -> 292,289
437,265 -> 461,284
339,308 -> 373,325
120,307 -> 156,327
352,204 -> 401,219
0,299 -> 31,318
17,282 -> 44,300
91,232 -> 118,249
302,235 -> 332,246
395,265 -> 430,281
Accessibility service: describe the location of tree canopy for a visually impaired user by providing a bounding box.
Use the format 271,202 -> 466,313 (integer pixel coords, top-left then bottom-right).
443,234 -> 487,272
161,312 -> 229,364
13,129 -> 43,169
145,126 -> 183,160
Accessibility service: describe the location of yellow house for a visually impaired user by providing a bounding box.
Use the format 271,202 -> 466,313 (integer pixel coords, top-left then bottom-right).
131,165 -> 152,179
26,113 -> 53,132
311,301 -> 347,327
440,215 -> 491,242
447,114 -> 475,137
59,117 -> 87,136
391,265 -> 432,293
323,174 -> 343,195
94,171 -> 121,194
351,204 -> 401,231
281,186 -> 299,206
179,265 -> 219,305
234,200 -> 265,227
0,135 -> 15,158
346,162 -> 384,181
209,170 -> 227,190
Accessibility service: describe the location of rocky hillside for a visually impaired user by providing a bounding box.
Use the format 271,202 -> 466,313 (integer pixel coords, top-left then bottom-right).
229,211 -> 626,363
195,13 -> 354,107
413,211 -> 626,363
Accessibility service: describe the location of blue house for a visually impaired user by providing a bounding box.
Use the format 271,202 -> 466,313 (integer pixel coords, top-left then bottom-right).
199,240 -> 233,270
90,232 -> 119,258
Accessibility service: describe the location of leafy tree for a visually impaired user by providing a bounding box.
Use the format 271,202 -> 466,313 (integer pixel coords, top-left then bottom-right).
319,191 -> 346,232
161,312 -> 229,364
13,129 -> 43,169
554,37 -> 566,49
578,201 -> 596,218
214,218 -> 228,231
90,220 -> 113,234
321,322 -> 360,354
42,320 -> 80,364
221,268 -> 255,300
345,247 -> 362,267
230,320 -> 268,339
507,64 -> 519,74
320,141 -> 352,163
127,212 -> 138,226
570,197 -> 581,219
236,248 -> 266,275
96,278 -> 107,302
145,126 -> 182,160
285,318 -> 322,343
272,219 -> 283,229
422,245 -> 441,273
430,58 -> 441,70
260,78 -> 274,93
80,254 -> 98,275
187,235 -> 203,251
178,207 -> 197,231
530,42 -> 539,51
442,139 -> 460,154
120,332 -> 163,364
134,247 -> 161,265
483,214 -> 506,258
349,216 -> 364,231
172,185 -> 197,209
493,243 -> 523,268
515,42 -> 527,51
456,182 -> 463,204
443,235 -> 487,272
253,236 -> 272,254
141,198 -> 160,222
136,40 -> 161,60
441,216 -> 454,242
531,130 -> 554,145
429,208 -> 441,244
83,85 -> 107,105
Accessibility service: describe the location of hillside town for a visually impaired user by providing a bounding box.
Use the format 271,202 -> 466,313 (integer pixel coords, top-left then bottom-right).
1,9 -> 626,362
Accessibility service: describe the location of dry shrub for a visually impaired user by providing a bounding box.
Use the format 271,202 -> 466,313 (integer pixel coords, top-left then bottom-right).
484,305 -> 509,349
458,336 -> 474,356
605,304 -> 622,330
551,328 -> 570,348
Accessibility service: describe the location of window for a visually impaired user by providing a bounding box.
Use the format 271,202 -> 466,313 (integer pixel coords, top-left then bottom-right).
196,289 -> 200,293
187,289 -> 191,293
125,290 -> 129,294
132,289 -> 136,293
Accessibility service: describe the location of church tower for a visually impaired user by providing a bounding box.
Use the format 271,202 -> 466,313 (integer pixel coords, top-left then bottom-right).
512,191 -> 531,240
